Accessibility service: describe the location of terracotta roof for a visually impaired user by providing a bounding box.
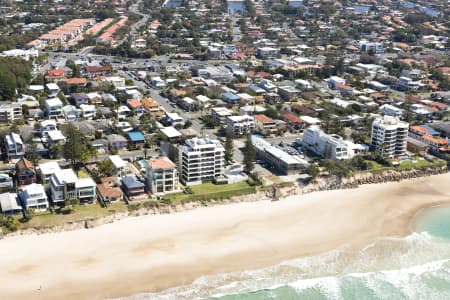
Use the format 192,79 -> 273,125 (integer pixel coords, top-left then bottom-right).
281,113 -> 303,124
16,157 -> 34,170
147,157 -> 176,169
97,183 -> 123,199
47,69 -> 65,76
127,99 -> 142,109
142,98 -> 160,108
254,114 -> 274,123
335,83 -> 352,90
85,65 -> 112,73
64,77 -> 87,85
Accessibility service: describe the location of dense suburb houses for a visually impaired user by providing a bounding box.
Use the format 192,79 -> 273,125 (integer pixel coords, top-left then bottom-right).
0,0 -> 449,221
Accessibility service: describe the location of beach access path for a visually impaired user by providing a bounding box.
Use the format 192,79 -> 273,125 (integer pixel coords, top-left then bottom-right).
1,173 -> 450,299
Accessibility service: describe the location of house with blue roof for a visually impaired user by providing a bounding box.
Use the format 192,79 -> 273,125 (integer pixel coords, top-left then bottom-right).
222,92 -> 241,105
127,131 -> 145,149
121,175 -> 146,200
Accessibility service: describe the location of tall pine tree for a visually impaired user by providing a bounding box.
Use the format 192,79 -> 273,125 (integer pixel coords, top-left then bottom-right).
243,134 -> 255,174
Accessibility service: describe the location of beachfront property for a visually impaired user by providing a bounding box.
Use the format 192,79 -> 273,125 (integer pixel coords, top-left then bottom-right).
121,175 -> 146,200
19,183 -> 49,211
4,133 -> 25,160
302,126 -> 356,160
146,157 -> 180,195
0,192 -> 22,214
252,136 -> 307,175
409,126 -> 449,153
50,169 -> 96,204
371,116 -> 409,158
179,137 -> 225,185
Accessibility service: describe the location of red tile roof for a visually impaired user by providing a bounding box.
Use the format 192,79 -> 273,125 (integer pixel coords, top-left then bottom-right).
254,114 -> 274,123
281,113 -> 303,124
147,157 -> 176,169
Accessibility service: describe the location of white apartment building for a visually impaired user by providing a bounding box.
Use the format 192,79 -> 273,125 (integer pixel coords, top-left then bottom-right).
226,115 -> 255,136
45,98 -> 63,118
371,116 -> 409,158
179,138 -> 225,185
0,103 -> 22,123
302,126 -> 355,160
146,157 -> 180,195
50,169 -> 96,204
211,107 -> 233,125
19,183 -> 49,211
5,132 -> 25,160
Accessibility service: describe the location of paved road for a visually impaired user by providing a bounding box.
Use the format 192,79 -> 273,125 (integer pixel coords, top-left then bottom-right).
117,69 -> 217,139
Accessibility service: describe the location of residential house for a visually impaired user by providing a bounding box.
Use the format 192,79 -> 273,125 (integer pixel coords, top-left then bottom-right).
281,113 -> 305,132
146,157 -> 180,195
222,92 -> 241,105
45,69 -> 65,82
211,107 -> 233,125
16,157 -> 37,186
256,47 -> 279,59
19,183 -> 49,211
109,155 -> 127,177
127,99 -> 144,115
107,134 -> 128,151
79,104 -> 96,119
254,114 -> 277,135
85,65 -> 112,78
70,93 -> 89,106
379,104 -> 403,118
278,86 -> 301,101
50,169 -> 96,204
37,161 -> 61,184
142,98 -> 161,113
121,175 -> 146,200
0,103 -> 22,123
97,177 -> 123,203
0,192 -> 22,214
62,105 -> 79,121
46,83 -> 60,97
5,133 -> 25,159
127,131 -> 145,149
45,98 -> 63,118
0,173 -> 13,189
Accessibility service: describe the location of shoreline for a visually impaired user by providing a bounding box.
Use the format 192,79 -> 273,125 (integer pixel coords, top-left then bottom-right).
0,173 -> 450,299
4,166 -> 447,238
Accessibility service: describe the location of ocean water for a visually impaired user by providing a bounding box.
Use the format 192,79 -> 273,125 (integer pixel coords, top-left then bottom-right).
125,206 -> 450,300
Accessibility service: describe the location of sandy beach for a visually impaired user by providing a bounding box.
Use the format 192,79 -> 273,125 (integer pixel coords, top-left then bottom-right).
1,173 -> 450,300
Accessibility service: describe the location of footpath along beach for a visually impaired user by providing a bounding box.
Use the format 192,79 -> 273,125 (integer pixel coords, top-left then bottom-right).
0,173 -> 449,300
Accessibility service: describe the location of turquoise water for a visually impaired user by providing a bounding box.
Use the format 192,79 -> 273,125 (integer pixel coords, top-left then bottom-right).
125,206 -> 450,300
414,206 -> 450,240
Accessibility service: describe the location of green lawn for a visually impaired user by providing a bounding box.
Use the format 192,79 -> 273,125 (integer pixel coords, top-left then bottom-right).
164,181 -> 256,205
18,202 -> 128,229
364,158 -> 445,173
77,168 -> 91,178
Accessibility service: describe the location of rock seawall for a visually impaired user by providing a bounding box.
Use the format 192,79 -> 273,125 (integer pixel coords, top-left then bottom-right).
3,166 -> 447,238
278,166 -> 448,198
